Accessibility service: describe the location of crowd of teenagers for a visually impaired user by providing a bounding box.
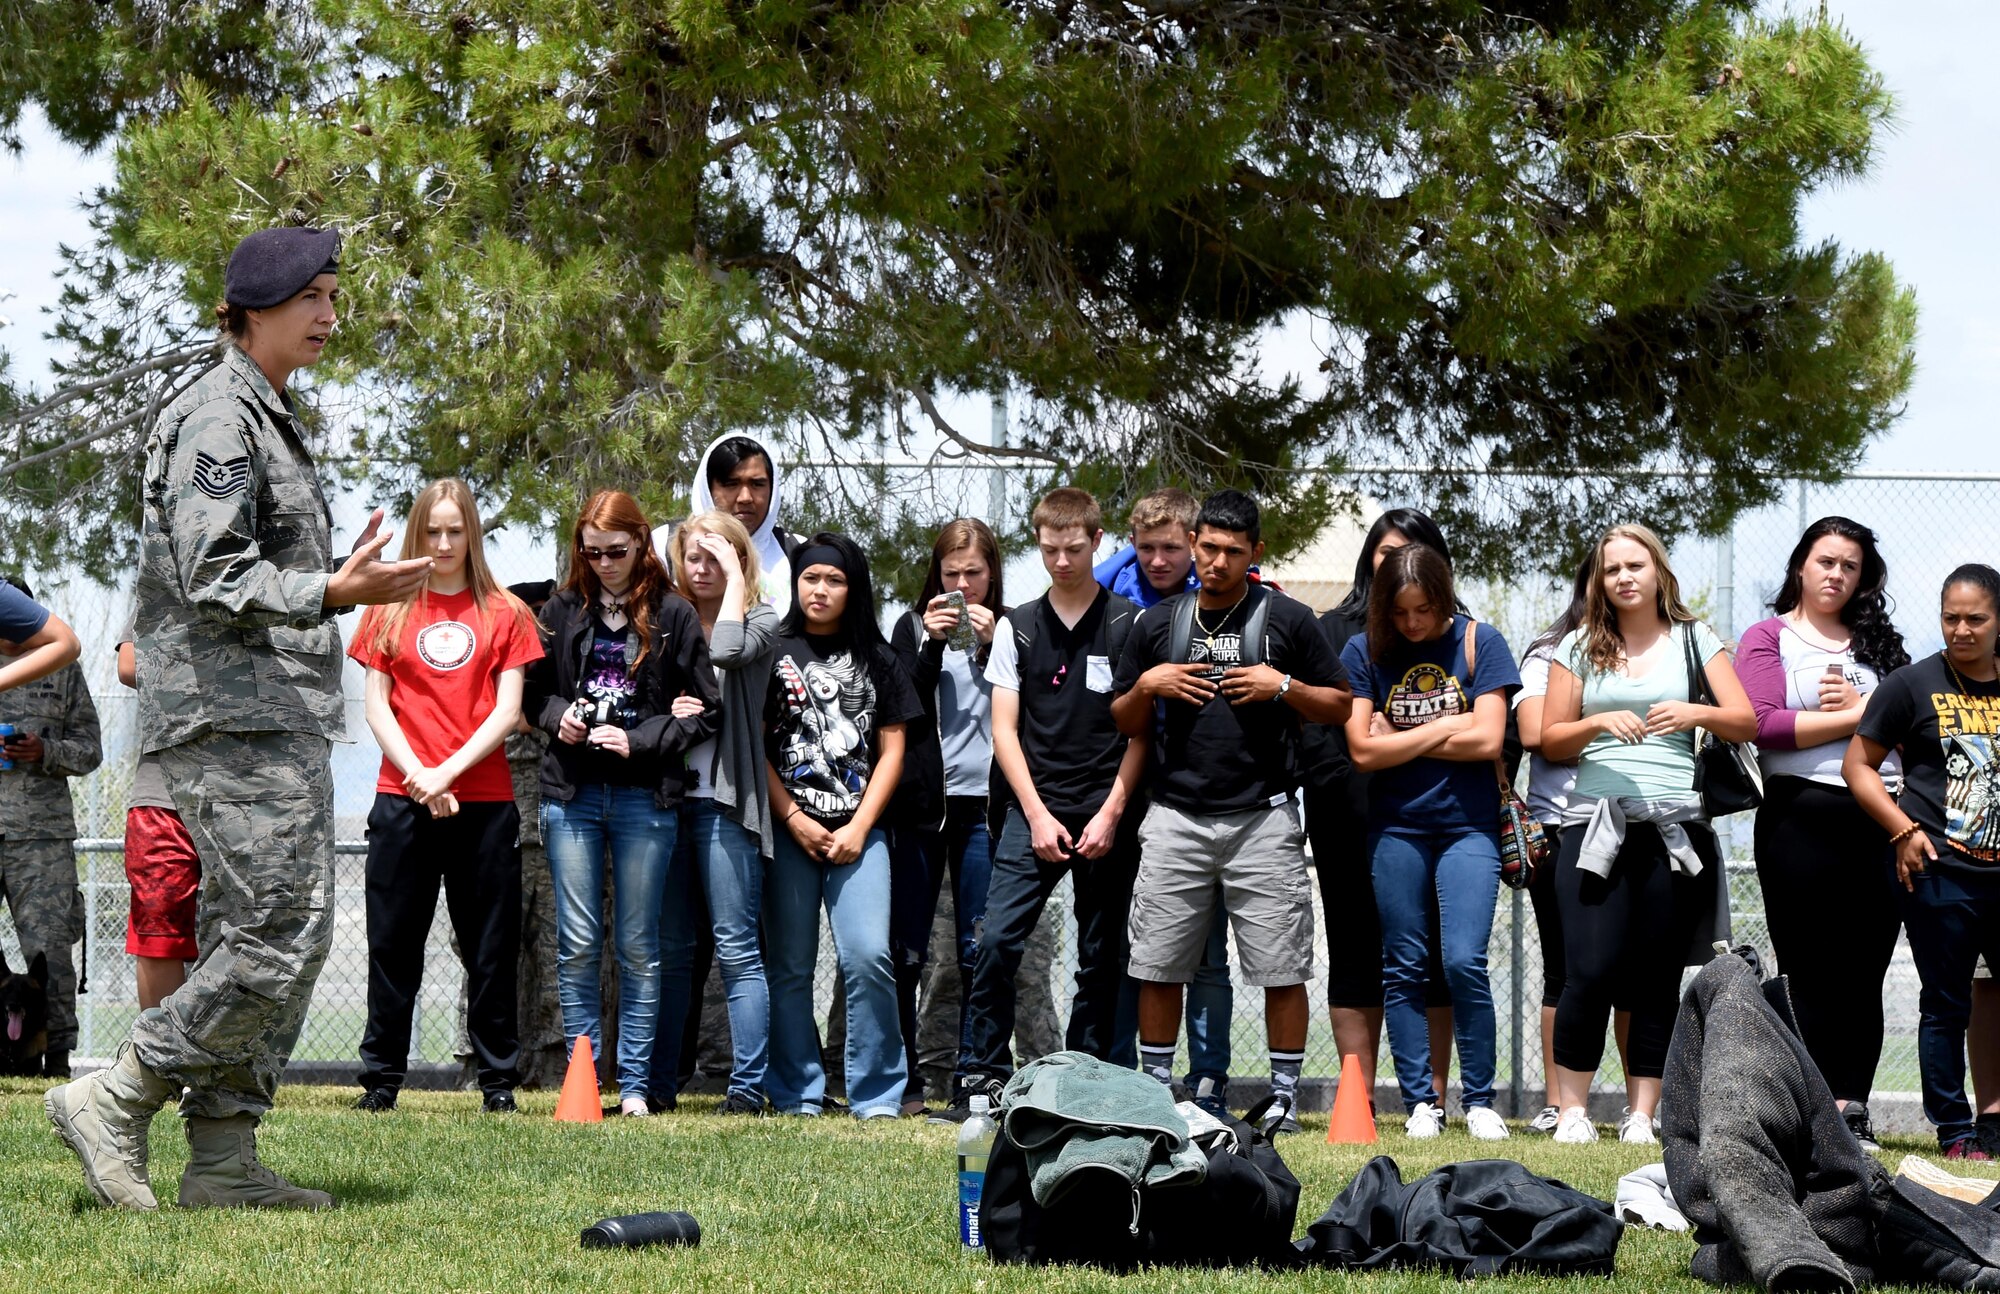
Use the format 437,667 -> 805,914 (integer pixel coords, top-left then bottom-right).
57,227 -> 2000,1223
25,421 -> 1985,1156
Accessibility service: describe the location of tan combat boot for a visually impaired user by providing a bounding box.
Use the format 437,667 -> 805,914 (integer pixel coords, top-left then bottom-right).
179,1113 -> 336,1210
43,1043 -> 179,1210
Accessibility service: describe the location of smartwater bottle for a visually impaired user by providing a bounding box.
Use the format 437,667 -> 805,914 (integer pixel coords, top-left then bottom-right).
957,1095 -> 997,1250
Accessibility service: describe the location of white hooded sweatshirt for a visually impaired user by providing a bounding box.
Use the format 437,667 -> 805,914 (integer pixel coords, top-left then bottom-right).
690,433 -> 794,615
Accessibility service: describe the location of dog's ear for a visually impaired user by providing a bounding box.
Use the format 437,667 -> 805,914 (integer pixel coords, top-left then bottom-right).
27,951 -> 47,986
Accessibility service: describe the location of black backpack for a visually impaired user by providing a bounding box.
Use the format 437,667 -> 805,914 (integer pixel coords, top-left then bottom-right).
979,1100 -> 1302,1270
1165,582 -> 1273,668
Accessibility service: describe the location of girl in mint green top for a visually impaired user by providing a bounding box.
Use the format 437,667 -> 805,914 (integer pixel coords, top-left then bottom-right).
1536,524 -> 1756,1147
1554,618 -> 1728,801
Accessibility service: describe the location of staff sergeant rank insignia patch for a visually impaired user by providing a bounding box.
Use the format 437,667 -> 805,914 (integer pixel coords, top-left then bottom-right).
191,451 -> 253,500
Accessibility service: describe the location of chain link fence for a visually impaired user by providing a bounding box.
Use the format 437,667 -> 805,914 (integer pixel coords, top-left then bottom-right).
0,469 -> 1983,1115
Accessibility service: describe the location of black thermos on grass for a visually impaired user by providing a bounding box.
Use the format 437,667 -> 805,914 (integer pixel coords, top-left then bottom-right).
580,1212 -> 701,1249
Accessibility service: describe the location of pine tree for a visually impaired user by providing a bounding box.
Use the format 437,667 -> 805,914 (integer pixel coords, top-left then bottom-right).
0,1 -> 1915,584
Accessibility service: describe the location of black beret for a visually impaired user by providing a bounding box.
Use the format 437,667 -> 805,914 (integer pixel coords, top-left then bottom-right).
224,226 -> 341,309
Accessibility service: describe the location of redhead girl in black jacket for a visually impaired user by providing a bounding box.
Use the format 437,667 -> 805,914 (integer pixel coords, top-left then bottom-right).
523,490 -> 719,1115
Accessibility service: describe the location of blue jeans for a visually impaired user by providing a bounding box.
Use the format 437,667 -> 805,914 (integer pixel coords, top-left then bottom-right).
1106,912 -> 1232,1081
651,799 -> 770,1103
766,825 -> 903,1116
1371,829 -> 1501,1111
1900,867 -> 2000,1147
543,785 -> 677,1100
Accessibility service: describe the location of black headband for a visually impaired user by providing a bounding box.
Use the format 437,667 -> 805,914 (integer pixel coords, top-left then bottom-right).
793,544 -> 848,579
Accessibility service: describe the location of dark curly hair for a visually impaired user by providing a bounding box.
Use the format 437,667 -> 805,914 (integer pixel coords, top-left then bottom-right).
1771,516 -> 1908,675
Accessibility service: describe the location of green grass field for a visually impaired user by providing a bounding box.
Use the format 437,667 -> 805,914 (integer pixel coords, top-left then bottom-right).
0,1079 -> 1986,1294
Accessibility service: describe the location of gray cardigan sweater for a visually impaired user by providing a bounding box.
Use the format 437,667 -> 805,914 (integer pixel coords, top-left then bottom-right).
707,602 -> 780,856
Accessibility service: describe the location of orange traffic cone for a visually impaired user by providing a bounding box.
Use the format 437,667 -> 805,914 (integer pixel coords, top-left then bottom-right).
554,1034 -> 605,1123
1326,1052 -> 1378,1144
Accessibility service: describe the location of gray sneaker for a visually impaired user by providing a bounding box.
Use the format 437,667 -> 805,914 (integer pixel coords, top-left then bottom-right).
179,1114 -> 335,1210
1528,1105 -> 1562,1134
44,1043 -> 177,1211
1259,1092 -> 1301,1138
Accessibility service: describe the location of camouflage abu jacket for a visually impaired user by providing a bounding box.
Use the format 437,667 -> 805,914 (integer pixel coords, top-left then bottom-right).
135,344 -> 346,752
0,660 -> 102,840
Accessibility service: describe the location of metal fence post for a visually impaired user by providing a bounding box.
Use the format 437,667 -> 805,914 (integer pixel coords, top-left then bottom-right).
1509,885 -> 1525,1117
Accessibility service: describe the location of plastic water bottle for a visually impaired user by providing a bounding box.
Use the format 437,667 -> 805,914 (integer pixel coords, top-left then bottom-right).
956,1095 -> 997,1249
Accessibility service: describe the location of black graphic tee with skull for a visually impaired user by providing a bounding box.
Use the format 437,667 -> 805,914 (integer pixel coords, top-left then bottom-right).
1858,652 -> 2000,872
766,633 -> 924,827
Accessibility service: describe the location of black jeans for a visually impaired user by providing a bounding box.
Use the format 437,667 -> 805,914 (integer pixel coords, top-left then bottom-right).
962,805 -> 1138,1081
1552,819 -> 1711,1079
359,794 -> 522,1094
889,796 -> 992,1099
1754,777 -> 1900,1103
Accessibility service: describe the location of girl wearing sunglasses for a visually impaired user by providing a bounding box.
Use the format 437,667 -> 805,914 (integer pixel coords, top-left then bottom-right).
524,489 -> 722,1115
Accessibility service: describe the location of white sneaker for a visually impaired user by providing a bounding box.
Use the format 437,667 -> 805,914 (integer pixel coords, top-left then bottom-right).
1465,1106 -> 1510,1141
1528,1105 -> 1562,1134
1618,1109 -> 1658,1145
1404,1102 -> 1445,1139
1553,1107 -> 1598,1143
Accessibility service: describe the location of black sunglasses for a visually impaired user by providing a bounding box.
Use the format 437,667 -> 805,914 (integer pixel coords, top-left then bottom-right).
582,546 -> 632,562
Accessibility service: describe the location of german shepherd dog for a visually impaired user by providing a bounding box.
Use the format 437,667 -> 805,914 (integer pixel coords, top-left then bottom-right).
0,948 -> 50,1077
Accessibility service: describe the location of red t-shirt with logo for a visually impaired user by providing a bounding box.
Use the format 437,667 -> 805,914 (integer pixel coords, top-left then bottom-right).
348,587 -> 545,801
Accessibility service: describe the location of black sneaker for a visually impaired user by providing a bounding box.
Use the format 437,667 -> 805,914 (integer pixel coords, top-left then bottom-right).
1842,1101 -> 1880,1152
646,1091 -> 678,1114
1191,1077 -> 1230,1121
1975,1112 -> 2000,1159
482,1090 -> 518,1114
354,1087 -> 398,1112
718,1092 -> 767,1116
42,1049 -> 70,1080
927,1076 -> 1005,1125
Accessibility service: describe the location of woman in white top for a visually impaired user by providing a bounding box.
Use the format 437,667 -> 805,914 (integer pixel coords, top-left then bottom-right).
1540,524 -> 1755,1145
1736,517 -> 1907,1149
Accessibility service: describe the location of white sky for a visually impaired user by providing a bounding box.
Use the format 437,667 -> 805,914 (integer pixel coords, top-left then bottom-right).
0,0 -> 1988,474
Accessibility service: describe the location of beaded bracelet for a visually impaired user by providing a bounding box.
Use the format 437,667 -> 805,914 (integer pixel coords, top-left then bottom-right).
1890,822 -> 1922,846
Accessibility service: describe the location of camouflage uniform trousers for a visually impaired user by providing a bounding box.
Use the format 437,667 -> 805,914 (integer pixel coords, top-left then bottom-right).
0,837 -> 86,1052
133,731 -> 333,1120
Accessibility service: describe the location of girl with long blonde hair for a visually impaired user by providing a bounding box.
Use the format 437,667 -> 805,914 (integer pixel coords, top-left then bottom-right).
646,510 -> 779,1113
348,478 -> 546,1112
1538,523 -> 1755,1145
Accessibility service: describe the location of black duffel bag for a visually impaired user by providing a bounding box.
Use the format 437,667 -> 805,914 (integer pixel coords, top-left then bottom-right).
980,1099 -> 1301,1270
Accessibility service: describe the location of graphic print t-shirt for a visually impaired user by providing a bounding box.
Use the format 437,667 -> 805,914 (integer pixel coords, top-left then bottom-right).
767,634 -> 925,828
1857,653 -> 2000,874
1340,616 -> 1521,833
349,587 -> 544,800
1112,587 -> 1348,813
576,615 -> 651,788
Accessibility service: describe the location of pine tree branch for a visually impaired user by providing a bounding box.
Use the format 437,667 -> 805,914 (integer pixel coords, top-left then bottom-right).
0,341 -> 216,431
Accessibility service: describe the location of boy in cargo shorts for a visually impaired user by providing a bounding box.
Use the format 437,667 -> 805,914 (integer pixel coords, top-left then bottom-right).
116,618 -> 199,1008
1109,490 -> 1352,1135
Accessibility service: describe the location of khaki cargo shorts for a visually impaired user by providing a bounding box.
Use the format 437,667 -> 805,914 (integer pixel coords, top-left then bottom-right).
1126,799 -> 1314,987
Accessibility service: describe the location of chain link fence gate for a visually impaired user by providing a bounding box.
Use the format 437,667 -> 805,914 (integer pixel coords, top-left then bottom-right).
1,468 -> 1984,1123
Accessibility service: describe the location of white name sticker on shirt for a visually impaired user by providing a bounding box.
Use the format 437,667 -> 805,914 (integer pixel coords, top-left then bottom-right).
1086,654 -> 1114,693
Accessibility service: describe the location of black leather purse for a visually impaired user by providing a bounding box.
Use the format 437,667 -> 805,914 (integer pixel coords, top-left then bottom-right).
1681,624 -> 1763,817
